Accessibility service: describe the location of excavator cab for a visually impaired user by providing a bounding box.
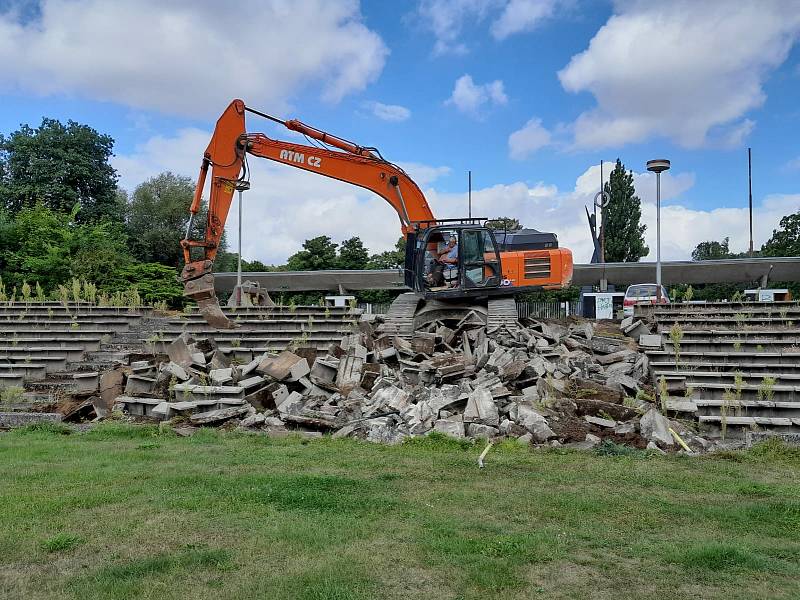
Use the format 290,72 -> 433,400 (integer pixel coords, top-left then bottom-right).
408,221 -> 503,299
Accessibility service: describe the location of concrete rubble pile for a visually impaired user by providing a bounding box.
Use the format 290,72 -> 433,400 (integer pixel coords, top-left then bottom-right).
109,312 -> 712,453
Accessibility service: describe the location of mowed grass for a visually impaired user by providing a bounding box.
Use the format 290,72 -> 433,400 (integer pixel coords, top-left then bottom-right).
0,424 -> 799,600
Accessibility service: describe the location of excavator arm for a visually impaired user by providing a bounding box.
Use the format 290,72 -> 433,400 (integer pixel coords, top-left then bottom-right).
180,99 -> 435,327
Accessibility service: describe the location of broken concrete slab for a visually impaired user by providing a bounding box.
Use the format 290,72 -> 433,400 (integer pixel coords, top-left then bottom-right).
256,350 -> 310,382
463,388 -> 499,426
640,408 -> 674,446
584,415 -> 617,428
433,414 -> 465,438
516,404 -> 555,442
190,405 -> 250,425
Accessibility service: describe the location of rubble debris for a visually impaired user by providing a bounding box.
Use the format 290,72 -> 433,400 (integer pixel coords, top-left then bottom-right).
92,309 -> 700,453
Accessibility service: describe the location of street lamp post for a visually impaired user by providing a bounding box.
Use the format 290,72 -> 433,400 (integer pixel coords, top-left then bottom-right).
646,159 -> 670,301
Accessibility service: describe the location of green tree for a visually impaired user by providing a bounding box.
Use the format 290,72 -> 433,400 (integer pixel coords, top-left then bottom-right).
286,236 -> 339,271
603,159 -> 648,262
367,237 -> 406,269
692,237 -> 732,261
101,262 -> 184,306
125,172 -> 195,268
486,217 -> 522,231
0,203 -> 132,291
338,237 -> 369,269
0,118 -> 120,222
762,211 -> 800,257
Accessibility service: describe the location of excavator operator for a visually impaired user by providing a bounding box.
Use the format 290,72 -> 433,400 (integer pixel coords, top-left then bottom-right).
428,234 -> 459,288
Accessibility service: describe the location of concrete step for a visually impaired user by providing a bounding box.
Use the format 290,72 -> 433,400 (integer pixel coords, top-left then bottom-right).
0,373 -> 25,387
645,350 -> 799,365
659,339 -> 800,353
0,308 -> 150,317
640,301 -> 800,317
671,381 -> 800,402
0,363 -> 47,381
651,361 -> 800,375
697,415 -> 800,438
0,337 -> 102,351
656,317 -> 799,329
667,398 -> 800,418
0,355 -> 67,373
0,321 -> 129,332
659,329 -> 800,343
164,320 -> 355,333
654,369 -> 800,383
0,346 -> 85,362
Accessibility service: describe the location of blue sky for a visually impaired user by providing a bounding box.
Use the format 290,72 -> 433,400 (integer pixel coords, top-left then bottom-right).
0,0 -> 799,263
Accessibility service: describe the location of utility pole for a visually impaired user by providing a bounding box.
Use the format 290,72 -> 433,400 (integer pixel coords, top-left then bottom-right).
468,170 -> 472,219
748,147 -> 754,257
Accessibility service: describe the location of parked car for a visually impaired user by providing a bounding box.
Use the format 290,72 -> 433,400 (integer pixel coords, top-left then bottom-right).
623,283 -> 670,316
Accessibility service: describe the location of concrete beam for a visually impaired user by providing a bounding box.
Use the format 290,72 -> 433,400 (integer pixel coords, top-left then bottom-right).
214,257 -> 800,292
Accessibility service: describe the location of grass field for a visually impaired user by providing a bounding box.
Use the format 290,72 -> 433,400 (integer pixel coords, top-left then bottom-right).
1,423 -> 799,600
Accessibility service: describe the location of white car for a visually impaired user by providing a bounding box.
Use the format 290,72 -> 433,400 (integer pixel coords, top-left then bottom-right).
623,283 -> 670,316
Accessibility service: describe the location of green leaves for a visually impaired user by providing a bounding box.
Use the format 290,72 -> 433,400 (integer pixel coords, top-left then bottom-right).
603,158 -> 649,262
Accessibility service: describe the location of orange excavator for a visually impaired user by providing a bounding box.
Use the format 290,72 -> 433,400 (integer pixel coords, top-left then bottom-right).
181,99 -> 573,331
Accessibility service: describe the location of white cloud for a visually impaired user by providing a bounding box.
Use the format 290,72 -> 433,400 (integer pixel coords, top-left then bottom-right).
416,0 -> 500,54
114,130 -> 797,265
417,0 -> 559,53
558,1 -> 800,149
508,117 -> 552,159
0,0 -> 387,117
784,156 -> 800,171
491,0 -> 557,40
364,101 -> 411,122
446,74 -> 507,116
397,162 -> 452,187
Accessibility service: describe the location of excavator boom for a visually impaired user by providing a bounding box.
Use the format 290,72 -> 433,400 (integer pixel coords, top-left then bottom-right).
180,99 -> 435,327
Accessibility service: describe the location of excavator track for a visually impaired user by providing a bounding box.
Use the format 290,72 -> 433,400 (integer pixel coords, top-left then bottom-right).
379,292 -> 422,338
487,297 -> 520,332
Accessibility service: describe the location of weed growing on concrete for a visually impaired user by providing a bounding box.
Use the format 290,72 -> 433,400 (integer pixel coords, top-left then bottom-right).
0,385 -> 25,405
21,281 -> 31,302
669,323 -> 683,365
0,276 -> 6,302
733,341 -> 742,352
733,372 -> 745,414
658,375 -> 669,412
58,284 -> 70,309
83,280 -> 97,304
230,338 -> 241,348
71,277 -> 82,303
682,285 -> 694,302
35,281 -> 45,302
720,388 -> 734,441
757,376 -> 776,402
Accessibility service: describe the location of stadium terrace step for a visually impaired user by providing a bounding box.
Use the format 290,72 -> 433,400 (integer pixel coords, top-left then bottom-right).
0,320 -> 130,332
650,360 -> 800,375
0,355 -> 67,373
0,373 -> 24,388
645,350 -> 797,365
666,398 -> 800,419
0,362 -> 47,381
0,346 -> 85,362
0,330 -> 110,342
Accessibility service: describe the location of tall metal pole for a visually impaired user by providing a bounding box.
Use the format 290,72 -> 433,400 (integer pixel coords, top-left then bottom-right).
468,170 -> 472,219
647,159 -> 670,301
748,147 -> 753,257
656,171 -> 661,300
236,189 -> 243,305
599,160 -> 605,264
